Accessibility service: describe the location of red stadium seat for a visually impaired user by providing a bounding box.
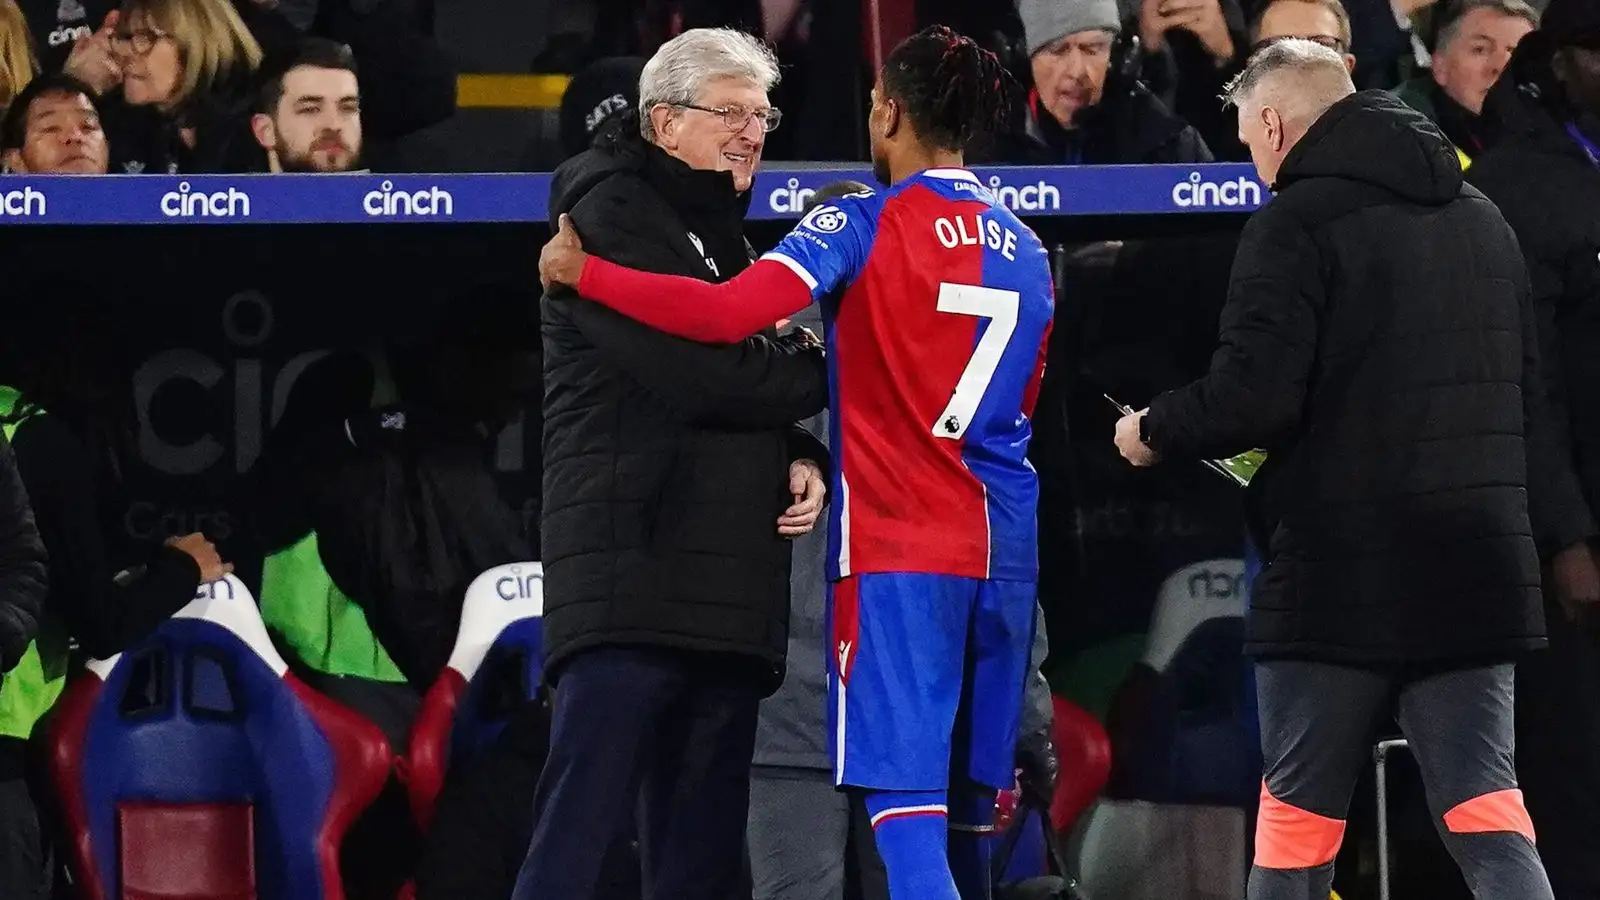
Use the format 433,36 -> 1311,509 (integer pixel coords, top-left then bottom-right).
46,576 -> 392,900
1050,695 -> 1112,834
399,561 -> 543,832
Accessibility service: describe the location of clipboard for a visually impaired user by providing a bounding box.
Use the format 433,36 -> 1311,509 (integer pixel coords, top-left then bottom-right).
1105,394 -> 1263,488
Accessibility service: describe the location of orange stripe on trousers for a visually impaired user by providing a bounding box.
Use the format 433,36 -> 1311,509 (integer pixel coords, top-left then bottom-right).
1254,780 -> 1346,870
1442,789 -> 1536,843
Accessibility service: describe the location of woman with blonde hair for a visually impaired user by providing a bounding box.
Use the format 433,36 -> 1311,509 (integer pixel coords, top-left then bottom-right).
0,0 -> 38,114
106,0 -> 265,172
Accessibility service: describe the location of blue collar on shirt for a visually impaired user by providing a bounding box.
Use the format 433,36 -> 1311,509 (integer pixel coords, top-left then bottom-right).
1567,120 -> 1600,169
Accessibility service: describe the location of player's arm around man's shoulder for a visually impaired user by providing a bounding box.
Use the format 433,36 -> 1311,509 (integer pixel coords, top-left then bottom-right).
547,186 -> 830,430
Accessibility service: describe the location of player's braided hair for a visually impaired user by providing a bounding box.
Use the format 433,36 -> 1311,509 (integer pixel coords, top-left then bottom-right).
882,25 -> 1016,152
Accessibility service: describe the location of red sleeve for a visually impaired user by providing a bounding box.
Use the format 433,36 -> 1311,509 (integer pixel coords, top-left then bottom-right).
1022,322 -> 1052,418
576,256 -> 815,344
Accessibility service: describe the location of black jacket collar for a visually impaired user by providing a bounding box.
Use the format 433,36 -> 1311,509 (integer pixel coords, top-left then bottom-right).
641,142 -> 754,222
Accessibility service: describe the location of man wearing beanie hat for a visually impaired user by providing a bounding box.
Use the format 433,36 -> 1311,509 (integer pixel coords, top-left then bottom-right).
1470,2 -> 1600,896
557,56 -> 646,161
990,0 -> 1209,164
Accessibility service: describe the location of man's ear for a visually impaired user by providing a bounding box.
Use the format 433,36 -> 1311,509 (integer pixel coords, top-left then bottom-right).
1345,53 -> 1357,74
1264,106 -> 1285,152
649,104 -> 677,149
250,112 -> 275,151
883,97 -> 902,141
1,148 -> 22,173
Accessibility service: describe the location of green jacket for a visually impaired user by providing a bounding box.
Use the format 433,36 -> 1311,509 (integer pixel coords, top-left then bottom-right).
0,387 -> 65,740
259,531 -> 405,683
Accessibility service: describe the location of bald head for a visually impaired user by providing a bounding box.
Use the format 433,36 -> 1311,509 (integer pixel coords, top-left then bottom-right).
1226,39 -> 1355,185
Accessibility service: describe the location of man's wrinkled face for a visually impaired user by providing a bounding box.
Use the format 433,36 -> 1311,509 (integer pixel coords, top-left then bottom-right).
1029,30 -> 1114,130
5,90 -> 108,174
1255,1 -> 1355,73
655,75 -> 769,191
255,65 -> 362,173
1433,8 -> 1534,115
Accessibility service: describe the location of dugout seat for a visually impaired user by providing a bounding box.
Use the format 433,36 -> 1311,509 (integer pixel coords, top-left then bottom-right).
400,561 -> 544,831
46,575 -> 392,900
1051,695 -> 1113,833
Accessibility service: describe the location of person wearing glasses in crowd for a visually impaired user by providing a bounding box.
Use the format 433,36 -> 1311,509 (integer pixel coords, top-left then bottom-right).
0,72 -> 107,173
516,25 -> 828,900
97,0 -> 263,174
1396,0 -> 1539,168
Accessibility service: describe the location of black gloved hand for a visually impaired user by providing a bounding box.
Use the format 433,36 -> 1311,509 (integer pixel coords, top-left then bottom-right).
1014,729 -> 1058,810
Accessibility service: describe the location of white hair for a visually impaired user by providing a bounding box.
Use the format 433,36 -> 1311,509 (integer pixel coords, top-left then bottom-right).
1224,38 -> 1355,129
638,28 -> 781,140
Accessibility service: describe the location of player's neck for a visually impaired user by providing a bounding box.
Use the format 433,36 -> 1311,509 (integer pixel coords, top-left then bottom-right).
891,148 -> 966,185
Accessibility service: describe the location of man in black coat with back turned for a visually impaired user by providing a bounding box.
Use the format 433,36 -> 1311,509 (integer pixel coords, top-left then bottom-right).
516,27 -> 829,900
1114,40 -> 1559,900
1469,1 -> 1600,893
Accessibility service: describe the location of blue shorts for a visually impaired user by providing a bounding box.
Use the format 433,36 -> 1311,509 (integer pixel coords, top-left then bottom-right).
826,572 -> 1037,792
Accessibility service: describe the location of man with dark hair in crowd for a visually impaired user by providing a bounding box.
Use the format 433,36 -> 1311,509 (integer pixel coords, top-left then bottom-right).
1116,38 -> 1560,899
1396,0 -> 1539,167
997,0 -> 1211,164
517,25 -> 828,900
249,37 -> 362,173
0,72 -> 107,173
1469,0 -> 1600,894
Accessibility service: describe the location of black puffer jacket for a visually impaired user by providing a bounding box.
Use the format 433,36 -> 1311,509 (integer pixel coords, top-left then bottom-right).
1469,103 -> 1600,552
541,129 -> 829,691
1144,91 -> 1549,665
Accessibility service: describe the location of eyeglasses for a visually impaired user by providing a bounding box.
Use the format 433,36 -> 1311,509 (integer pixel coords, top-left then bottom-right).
1249,34 -> 1348,55
111,27 -> 169,56
674,103 -> 783,133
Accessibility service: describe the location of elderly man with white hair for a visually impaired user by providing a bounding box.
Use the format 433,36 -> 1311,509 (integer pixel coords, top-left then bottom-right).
1113,39 -> 1567,900
515,27 -> 830,900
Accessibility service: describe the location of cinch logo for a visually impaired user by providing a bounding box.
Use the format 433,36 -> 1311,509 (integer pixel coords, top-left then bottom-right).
986,176 -> 1061,212
495,569 -> 542,601
1171,172 -> 1262,209
196,578 -> 237,601
47,25 -> 90,46
161,181 -> 251,218
769,177 -> 816,214
0,187 -> 46,217
363,180 -> 454,217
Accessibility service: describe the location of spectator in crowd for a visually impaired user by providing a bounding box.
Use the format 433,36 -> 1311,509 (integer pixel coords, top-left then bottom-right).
1468,0 -> 1600,893
249,37 -> 362,172
1156,0 -> 1356,160
993,0 -> 1211,164
1134,0 -> 1247,153
0,0 -> 37,112
103,0 -> 263,173
517,25 -> 828,900
0,389 -> 50,900
15,0 -> 453,148
0,300 -> 223,899
555,55 -> 644,162
1396,0 -> 1539,167
0,72 -> 106,172
1115,39 -> 1558,900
